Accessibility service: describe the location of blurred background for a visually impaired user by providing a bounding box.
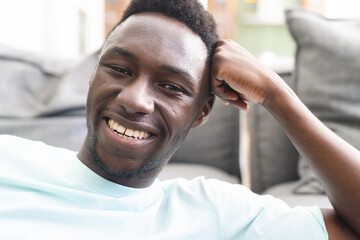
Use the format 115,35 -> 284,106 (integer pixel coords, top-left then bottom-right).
1,0 -> 359,62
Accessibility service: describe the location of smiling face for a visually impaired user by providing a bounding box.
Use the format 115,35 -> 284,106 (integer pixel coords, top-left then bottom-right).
77,13 -> 213,188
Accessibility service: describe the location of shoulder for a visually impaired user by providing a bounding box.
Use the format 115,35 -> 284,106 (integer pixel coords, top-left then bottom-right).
0,134 -> 46,159
159,177 -> 246,194
0,134 -> 76,177
0,134 -> 34,145
0,134 -> 74,154
0,134 -> 49,151
159,177 -> 328,239
159,177 -> 255,208
159,177 -> 254,197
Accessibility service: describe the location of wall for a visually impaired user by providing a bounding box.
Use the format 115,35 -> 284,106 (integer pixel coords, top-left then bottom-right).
0,0 -> 104,59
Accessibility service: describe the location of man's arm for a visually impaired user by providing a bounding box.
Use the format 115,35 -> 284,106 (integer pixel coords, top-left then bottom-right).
211,39 -> 360,239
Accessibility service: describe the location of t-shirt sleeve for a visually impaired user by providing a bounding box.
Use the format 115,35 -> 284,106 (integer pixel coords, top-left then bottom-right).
206,179 -> 328,240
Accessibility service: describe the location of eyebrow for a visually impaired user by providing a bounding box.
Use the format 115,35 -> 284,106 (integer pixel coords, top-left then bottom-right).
103,47 -> 138,61
161,65 -> 195,91
161,65 -> 193,81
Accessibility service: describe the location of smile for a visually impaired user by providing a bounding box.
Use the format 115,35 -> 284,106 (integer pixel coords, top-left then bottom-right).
107,118 -> 154,140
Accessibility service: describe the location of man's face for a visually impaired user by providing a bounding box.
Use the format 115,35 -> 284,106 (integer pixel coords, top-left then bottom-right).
80,13 -> 212,187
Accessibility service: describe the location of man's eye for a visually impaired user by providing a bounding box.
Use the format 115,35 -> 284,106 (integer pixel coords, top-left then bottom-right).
109,66 -> 132,76
161,84 -> 183,93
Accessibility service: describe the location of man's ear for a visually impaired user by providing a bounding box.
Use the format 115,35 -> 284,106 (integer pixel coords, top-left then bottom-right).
191,95 -> 215,128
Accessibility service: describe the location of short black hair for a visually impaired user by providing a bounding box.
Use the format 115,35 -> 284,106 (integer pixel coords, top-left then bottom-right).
109,0 -> 219,55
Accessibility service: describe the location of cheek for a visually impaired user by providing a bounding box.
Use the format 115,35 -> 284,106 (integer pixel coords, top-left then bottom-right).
161,101 -> 199,132
88,72 -> 118,107
86,84 -> 112,128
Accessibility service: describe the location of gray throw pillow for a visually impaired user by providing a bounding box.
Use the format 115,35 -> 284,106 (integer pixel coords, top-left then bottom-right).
286,9 -> 360,194
0,45 -> 95,150
0,45 -> 72,117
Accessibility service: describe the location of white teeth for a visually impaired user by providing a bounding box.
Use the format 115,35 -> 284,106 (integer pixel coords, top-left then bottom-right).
108,118 -> 152,139
125,129 -> 133,137
144,132 -> 149,138
109,119 -> 115,128
117,125 -> 126,134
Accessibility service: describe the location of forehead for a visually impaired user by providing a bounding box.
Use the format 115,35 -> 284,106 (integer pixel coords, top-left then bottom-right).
102,13 -> 208,82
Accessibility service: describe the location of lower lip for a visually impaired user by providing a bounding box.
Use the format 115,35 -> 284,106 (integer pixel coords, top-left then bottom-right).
103,120 -> 154,147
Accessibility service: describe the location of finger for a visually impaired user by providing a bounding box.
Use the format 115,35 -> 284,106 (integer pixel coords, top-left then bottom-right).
216,94 -> 248,110
212,73 -> 239,98
228,99 -> 249,111
214,39 -> 226,50
213,85 -> 239,101
221,99 -> 229,106
211,78 -> 239,101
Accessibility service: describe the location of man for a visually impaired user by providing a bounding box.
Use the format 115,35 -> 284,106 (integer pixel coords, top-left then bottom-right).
0,0 -> 359,239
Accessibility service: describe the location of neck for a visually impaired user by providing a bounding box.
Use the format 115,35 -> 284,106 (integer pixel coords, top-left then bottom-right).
77,140 -> 167,188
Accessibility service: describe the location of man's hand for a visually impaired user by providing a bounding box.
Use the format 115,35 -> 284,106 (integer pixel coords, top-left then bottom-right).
211,39 -> 285,110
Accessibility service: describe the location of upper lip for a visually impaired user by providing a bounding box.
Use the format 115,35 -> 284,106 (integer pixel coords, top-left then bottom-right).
103,112 -> 158,137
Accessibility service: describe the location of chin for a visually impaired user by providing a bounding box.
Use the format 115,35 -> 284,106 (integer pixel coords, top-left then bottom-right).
86,131 -> 168,181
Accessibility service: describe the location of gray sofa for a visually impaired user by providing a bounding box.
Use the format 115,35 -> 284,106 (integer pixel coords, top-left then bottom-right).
0,44 -> 240,184
249,9 -> 360,208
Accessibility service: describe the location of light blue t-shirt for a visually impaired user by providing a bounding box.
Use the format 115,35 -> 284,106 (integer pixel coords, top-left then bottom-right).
0,135 -> 328,239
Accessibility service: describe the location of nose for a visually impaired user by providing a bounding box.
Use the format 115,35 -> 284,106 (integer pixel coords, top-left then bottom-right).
116,78 -> 154,115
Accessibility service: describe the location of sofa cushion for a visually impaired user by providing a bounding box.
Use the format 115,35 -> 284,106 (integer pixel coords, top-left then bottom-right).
0,45 -> 73,117
286,9 -> 360,193
0,45 -> 98,118
44,50 -> 99,116
263,180 -> 331,208
0,45 -> 94,150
